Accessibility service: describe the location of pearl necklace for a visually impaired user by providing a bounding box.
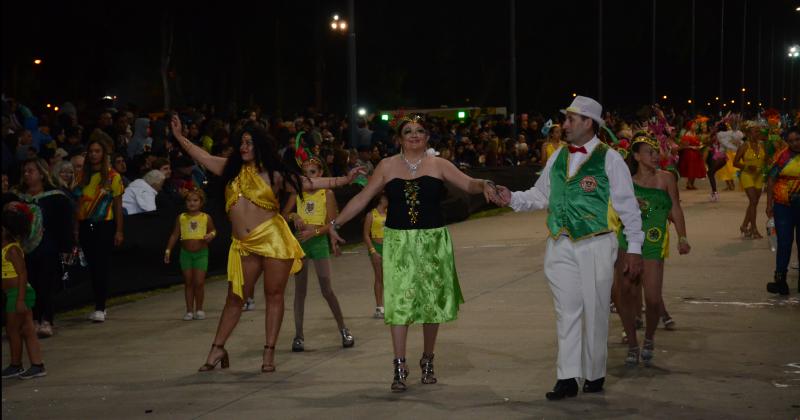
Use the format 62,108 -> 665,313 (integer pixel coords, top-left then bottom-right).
402,153 -> 423,177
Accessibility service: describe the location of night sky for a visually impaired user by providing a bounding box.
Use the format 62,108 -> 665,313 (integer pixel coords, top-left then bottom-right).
3,0 -> 798,117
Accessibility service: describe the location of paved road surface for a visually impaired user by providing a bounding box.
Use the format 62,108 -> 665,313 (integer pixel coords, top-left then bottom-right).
3,184 -> 799,419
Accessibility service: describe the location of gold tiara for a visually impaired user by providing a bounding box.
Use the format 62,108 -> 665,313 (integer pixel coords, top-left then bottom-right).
631,135 -> 659,150
399,114 -> 425,124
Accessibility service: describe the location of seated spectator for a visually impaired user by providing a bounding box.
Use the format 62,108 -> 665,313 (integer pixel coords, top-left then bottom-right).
169,156 -> 197,196
122,169 -> 165,215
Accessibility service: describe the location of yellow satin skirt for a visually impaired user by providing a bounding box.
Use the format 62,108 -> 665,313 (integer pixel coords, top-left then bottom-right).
717,151 -> 738,182
227,215 -> 304,298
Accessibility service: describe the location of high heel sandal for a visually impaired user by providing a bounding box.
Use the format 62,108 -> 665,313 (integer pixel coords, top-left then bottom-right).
749,228 -> 763,239
391,358 -> 408,392
261,345 -> 276,373
420,353 -> 437,384
740,226 -> 751,239
198,344 -> 229,372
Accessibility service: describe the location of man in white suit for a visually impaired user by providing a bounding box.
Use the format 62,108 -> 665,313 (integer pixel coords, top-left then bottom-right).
494,96 -> 643,400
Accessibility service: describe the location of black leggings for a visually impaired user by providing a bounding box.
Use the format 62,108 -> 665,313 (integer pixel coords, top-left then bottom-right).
80,220 -> 115,311
26,240 -> 59,325
706,154 -> 727,193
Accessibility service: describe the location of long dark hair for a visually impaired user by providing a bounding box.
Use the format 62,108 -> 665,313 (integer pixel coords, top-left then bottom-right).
79,139 -> 110,187
220,122 -> 303,194
626,132 -> 654,175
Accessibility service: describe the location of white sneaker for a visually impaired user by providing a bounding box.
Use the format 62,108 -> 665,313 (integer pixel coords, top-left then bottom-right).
194,310 -> 206,320
88,310 -> 106,322
242,298 -> 255,311
183,312 -> 194,321
373,306 -> 385,319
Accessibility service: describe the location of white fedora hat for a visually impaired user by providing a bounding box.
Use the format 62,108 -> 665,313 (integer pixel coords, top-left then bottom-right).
560,95 -> 606,127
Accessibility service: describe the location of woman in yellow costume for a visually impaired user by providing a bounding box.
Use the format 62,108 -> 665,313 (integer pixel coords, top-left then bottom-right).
170,116 -> 362,373
540,121 -> 565,166
733,121 -> 768,239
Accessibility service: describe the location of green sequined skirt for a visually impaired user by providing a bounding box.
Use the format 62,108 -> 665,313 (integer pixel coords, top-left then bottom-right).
382,227 -> 464,325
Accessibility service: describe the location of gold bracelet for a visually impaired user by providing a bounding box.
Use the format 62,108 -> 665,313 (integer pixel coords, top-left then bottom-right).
369,247 -> 377,255
165,249 -> 171,255
208,231 -> 216,237
315,228 -> 321,236
678,236 -> 689,244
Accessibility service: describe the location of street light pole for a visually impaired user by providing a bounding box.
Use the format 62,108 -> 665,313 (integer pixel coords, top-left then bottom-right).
509,0 -> 517,139
598,0 -> 603,103
740,0 -> 746,113
347,0 -> 358,149
651,0 -> 656,105
719,0 -> 725,107
691,0 -> 696,112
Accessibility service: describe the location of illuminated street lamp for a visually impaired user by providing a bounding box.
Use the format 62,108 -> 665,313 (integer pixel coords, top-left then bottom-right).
33,58 -> 42,65
357,108 -> 367,117
330,14 -> 347,32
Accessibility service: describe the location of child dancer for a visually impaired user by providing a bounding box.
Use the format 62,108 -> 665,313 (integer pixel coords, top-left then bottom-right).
2,202 -> 47,379
284,157 -> 354,352
165,189 -> 216,320
363,193 -> 388,318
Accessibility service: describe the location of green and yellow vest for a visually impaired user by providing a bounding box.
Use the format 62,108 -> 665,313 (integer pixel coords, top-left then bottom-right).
546,143 -> 621,241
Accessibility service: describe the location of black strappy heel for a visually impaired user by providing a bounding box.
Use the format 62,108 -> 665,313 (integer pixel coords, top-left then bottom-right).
198,344 -> 229,372
391,358 -> 408,392
420,353 -> 437,384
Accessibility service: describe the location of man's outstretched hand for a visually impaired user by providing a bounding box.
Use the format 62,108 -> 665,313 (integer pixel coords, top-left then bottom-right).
492,185 -> 512,207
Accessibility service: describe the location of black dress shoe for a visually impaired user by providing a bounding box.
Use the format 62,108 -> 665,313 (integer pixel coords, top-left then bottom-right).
545,379 -> 579,401
583,377 -> 605,393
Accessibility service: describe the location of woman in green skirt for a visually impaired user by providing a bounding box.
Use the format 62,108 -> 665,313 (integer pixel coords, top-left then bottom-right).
615,133 -> 691,367
328,115 -> 497,392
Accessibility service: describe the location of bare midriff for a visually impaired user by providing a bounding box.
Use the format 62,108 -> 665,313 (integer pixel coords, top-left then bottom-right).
228,196 -> 277,239
181,239 -> 208,252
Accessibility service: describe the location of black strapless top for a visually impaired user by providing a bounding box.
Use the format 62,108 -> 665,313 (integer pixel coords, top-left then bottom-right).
385,176 -> 446,230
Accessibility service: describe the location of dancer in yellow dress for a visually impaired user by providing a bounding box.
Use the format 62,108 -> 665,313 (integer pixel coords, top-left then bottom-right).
540,123 -> 565,166
171,116 -> 362,373
733,121 -> 767,239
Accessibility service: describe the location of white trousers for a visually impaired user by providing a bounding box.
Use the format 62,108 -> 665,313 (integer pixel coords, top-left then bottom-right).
544,233 -> 618,381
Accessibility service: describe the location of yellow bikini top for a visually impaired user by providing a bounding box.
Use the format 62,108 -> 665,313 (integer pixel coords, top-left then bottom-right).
180,212 -> 209,240
742,143 -> 765,167
370,208 -> 386,239
225,164 -> 279,213
297,189 -> 327,225
2,242 -> 22,280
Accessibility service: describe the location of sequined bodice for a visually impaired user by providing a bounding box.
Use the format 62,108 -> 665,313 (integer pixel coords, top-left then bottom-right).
385,176 -> 445,230
224,164 -> 279,213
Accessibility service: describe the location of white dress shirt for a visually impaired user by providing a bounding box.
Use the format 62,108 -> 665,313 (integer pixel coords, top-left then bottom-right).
122,178 -> 158,215
510,136 -> 644,254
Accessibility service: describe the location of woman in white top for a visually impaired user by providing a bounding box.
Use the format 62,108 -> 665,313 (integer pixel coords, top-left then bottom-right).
715,124 -> 743,192
122,169 -> 165,215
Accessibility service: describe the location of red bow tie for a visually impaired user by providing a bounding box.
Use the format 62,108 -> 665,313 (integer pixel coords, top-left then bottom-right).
568,145 -> 587,154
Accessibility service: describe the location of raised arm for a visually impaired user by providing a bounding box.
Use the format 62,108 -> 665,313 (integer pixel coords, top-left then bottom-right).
300,166 -> 365,192
332,161 -> 388,228
170,115 -> 227,176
